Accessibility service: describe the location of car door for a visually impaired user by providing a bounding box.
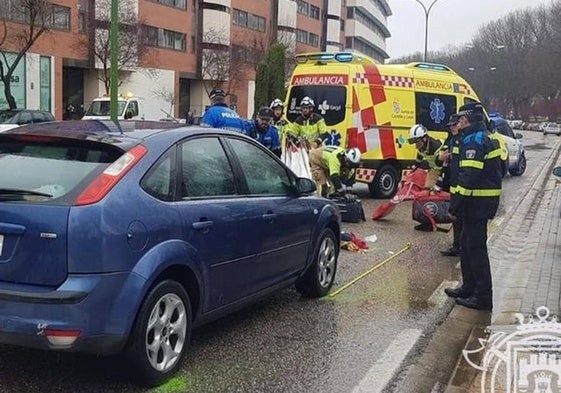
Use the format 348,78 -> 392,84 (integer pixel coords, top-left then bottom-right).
225,137 -> 316,289
496,122 -> 517,168
175,136 -> 263,310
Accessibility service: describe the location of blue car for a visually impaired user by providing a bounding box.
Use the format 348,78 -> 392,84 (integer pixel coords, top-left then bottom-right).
0,121 -> 340,386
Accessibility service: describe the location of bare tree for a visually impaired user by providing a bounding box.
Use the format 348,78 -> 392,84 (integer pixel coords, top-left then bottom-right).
0,0 -> 52,109
153,85 -> 176,119
84,0 -> 153,94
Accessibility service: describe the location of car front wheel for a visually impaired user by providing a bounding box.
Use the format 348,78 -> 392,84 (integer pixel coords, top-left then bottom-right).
296,228 -> 338,298
125,280 -> 192,387
510,153 -> 526,176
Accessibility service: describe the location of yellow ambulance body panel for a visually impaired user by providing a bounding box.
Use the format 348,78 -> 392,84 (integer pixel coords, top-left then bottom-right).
284,52 -> 480,197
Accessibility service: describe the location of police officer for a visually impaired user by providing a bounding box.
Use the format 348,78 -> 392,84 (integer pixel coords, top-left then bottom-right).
435,114 -> 462,256
408,124 -> 444,231
444,102 -> 503,311
309,146 -> 361,197
245,107 -> 282,158
200,88 -> 245,132
286,97 -> 327,148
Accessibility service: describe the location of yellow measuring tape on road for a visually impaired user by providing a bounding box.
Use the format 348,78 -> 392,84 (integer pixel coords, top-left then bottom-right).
328,242 -> 412,298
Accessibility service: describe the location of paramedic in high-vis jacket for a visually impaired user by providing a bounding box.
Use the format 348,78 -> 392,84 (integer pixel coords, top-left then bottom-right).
408,123 -> 443,231
444,102 -> 502,311
286,97 -> 327,148
309,146 -> 361,197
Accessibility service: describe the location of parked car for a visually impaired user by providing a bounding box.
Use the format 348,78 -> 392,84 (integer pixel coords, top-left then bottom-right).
0,109 -> 55,132
543,122 -> 561,136
0,121 -> 340,386
491,117 -> 526,176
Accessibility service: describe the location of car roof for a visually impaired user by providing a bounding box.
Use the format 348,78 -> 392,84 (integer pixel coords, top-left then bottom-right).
1,120 -> 244,151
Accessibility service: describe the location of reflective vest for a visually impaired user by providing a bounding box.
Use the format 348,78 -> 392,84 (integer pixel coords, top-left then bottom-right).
287,113 -> 328,143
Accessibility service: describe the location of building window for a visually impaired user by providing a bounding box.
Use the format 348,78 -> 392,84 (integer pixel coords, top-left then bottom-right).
143,25 -> 186,51
150,0 -> 186,9
0,1 -> 70,30
297,0 -> 309,15
309,5 -> 320,19
297,0 -> 320,19
232,8 -> 265,32
296,29 -> 319,47
40,56 -> 51,112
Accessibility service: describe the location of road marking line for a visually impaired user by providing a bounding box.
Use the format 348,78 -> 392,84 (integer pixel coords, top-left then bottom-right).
427,280 -> 459,308
350,328 -> 423,393
329,243 -> 412,298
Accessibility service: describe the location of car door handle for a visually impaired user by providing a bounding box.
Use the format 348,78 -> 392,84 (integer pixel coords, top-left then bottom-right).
192,221 -> 214,231
262,213 -> 277,221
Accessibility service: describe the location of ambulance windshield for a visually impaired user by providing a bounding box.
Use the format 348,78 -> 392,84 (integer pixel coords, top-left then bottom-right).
286,86 -> 346,126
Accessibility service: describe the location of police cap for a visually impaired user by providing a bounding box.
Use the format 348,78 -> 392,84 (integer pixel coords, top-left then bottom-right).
209,88 -> 225,100
257,106 -> 274,120
457,102 -> 484,117
446,114 -> 460,127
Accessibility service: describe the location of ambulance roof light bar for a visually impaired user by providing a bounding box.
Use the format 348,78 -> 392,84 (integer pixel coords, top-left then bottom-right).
295,52 -> 376,65
411,62 -> 452,72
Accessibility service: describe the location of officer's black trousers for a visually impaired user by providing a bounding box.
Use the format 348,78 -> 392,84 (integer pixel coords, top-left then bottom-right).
452,216 -> 463,251
459,219 -> 492,301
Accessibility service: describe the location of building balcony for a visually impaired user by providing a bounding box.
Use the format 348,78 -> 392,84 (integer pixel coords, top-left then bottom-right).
345,18 -> 386,51
278,0 -> 297,29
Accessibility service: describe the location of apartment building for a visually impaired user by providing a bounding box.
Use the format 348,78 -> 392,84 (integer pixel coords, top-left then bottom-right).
0,0 -> 391,119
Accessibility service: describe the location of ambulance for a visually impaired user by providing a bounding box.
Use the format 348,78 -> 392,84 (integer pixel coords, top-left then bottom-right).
284,52 -> 481,198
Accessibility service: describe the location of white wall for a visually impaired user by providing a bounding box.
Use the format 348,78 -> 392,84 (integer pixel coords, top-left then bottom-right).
247,80 -> 255,118
278,0 -> 297,29
326,19 -> 341,43
25,53 -> 41,111
202,9 -> 231,45
327,0 -> 342,17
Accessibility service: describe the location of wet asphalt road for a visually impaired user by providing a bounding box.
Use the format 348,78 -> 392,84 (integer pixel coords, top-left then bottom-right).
0,130 -> 556,393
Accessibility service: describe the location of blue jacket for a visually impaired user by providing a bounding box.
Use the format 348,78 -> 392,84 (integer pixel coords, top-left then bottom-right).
244,119 -> 281,157
200,103 -> 245,132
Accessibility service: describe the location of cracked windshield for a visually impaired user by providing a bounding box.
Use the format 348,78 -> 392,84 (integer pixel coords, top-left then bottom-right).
1,0 -> 561,392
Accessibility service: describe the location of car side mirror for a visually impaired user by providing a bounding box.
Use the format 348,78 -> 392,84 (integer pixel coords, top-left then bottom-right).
515,133 -> 523,139
553,167 -> 561,177
295,177 -> 316,195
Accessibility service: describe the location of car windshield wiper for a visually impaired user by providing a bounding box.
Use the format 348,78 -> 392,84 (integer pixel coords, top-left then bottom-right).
0,188 -> 53,198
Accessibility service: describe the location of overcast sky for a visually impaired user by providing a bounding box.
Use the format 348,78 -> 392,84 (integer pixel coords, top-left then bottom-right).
386,0 -> 553,60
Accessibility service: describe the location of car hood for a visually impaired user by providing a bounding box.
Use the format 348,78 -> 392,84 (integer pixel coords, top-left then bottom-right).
0,124 -> 19,133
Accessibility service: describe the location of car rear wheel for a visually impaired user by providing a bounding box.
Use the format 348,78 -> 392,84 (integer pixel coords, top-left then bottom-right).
296,228 -> 338,298
125,280 -> 191,387
369,164 -> 399,199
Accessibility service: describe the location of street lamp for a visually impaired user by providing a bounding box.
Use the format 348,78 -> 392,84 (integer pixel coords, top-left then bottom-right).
414,0 -> 442,62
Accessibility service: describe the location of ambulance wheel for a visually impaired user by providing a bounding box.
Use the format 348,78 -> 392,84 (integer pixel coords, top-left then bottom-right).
369,165 -> 399,199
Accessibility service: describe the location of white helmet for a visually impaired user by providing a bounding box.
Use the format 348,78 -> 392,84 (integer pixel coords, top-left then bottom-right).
300,96 -> 315,107
408,124 -> 428,143
345,148 -> 361,164
270,99 -> 283,109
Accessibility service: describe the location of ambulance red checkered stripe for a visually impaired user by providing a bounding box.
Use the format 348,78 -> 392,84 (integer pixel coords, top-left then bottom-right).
381,75 -> 414,88
356,168 -> 376,182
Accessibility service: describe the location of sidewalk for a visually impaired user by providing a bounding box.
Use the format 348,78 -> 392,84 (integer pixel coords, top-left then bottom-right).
446,140 -> 561,393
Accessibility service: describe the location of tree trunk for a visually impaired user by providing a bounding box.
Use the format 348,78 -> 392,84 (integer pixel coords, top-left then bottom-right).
3,79 -> 17,109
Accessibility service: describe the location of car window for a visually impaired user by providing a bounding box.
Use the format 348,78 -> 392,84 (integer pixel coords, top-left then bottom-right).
180,137 -> 236,198
0,137 -> 122,203
18,112 -> 33,125
31,112 -> 46,123
141,150 -> 176,201
0,111 -> 18,124
228,138 -> 292,196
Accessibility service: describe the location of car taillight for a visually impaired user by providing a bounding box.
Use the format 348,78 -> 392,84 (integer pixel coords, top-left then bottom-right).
44,329 -> 81,346
75,144 -> 147,206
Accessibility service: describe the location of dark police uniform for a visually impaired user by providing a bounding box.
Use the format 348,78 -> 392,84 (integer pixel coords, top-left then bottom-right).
448,107 -> 503,310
